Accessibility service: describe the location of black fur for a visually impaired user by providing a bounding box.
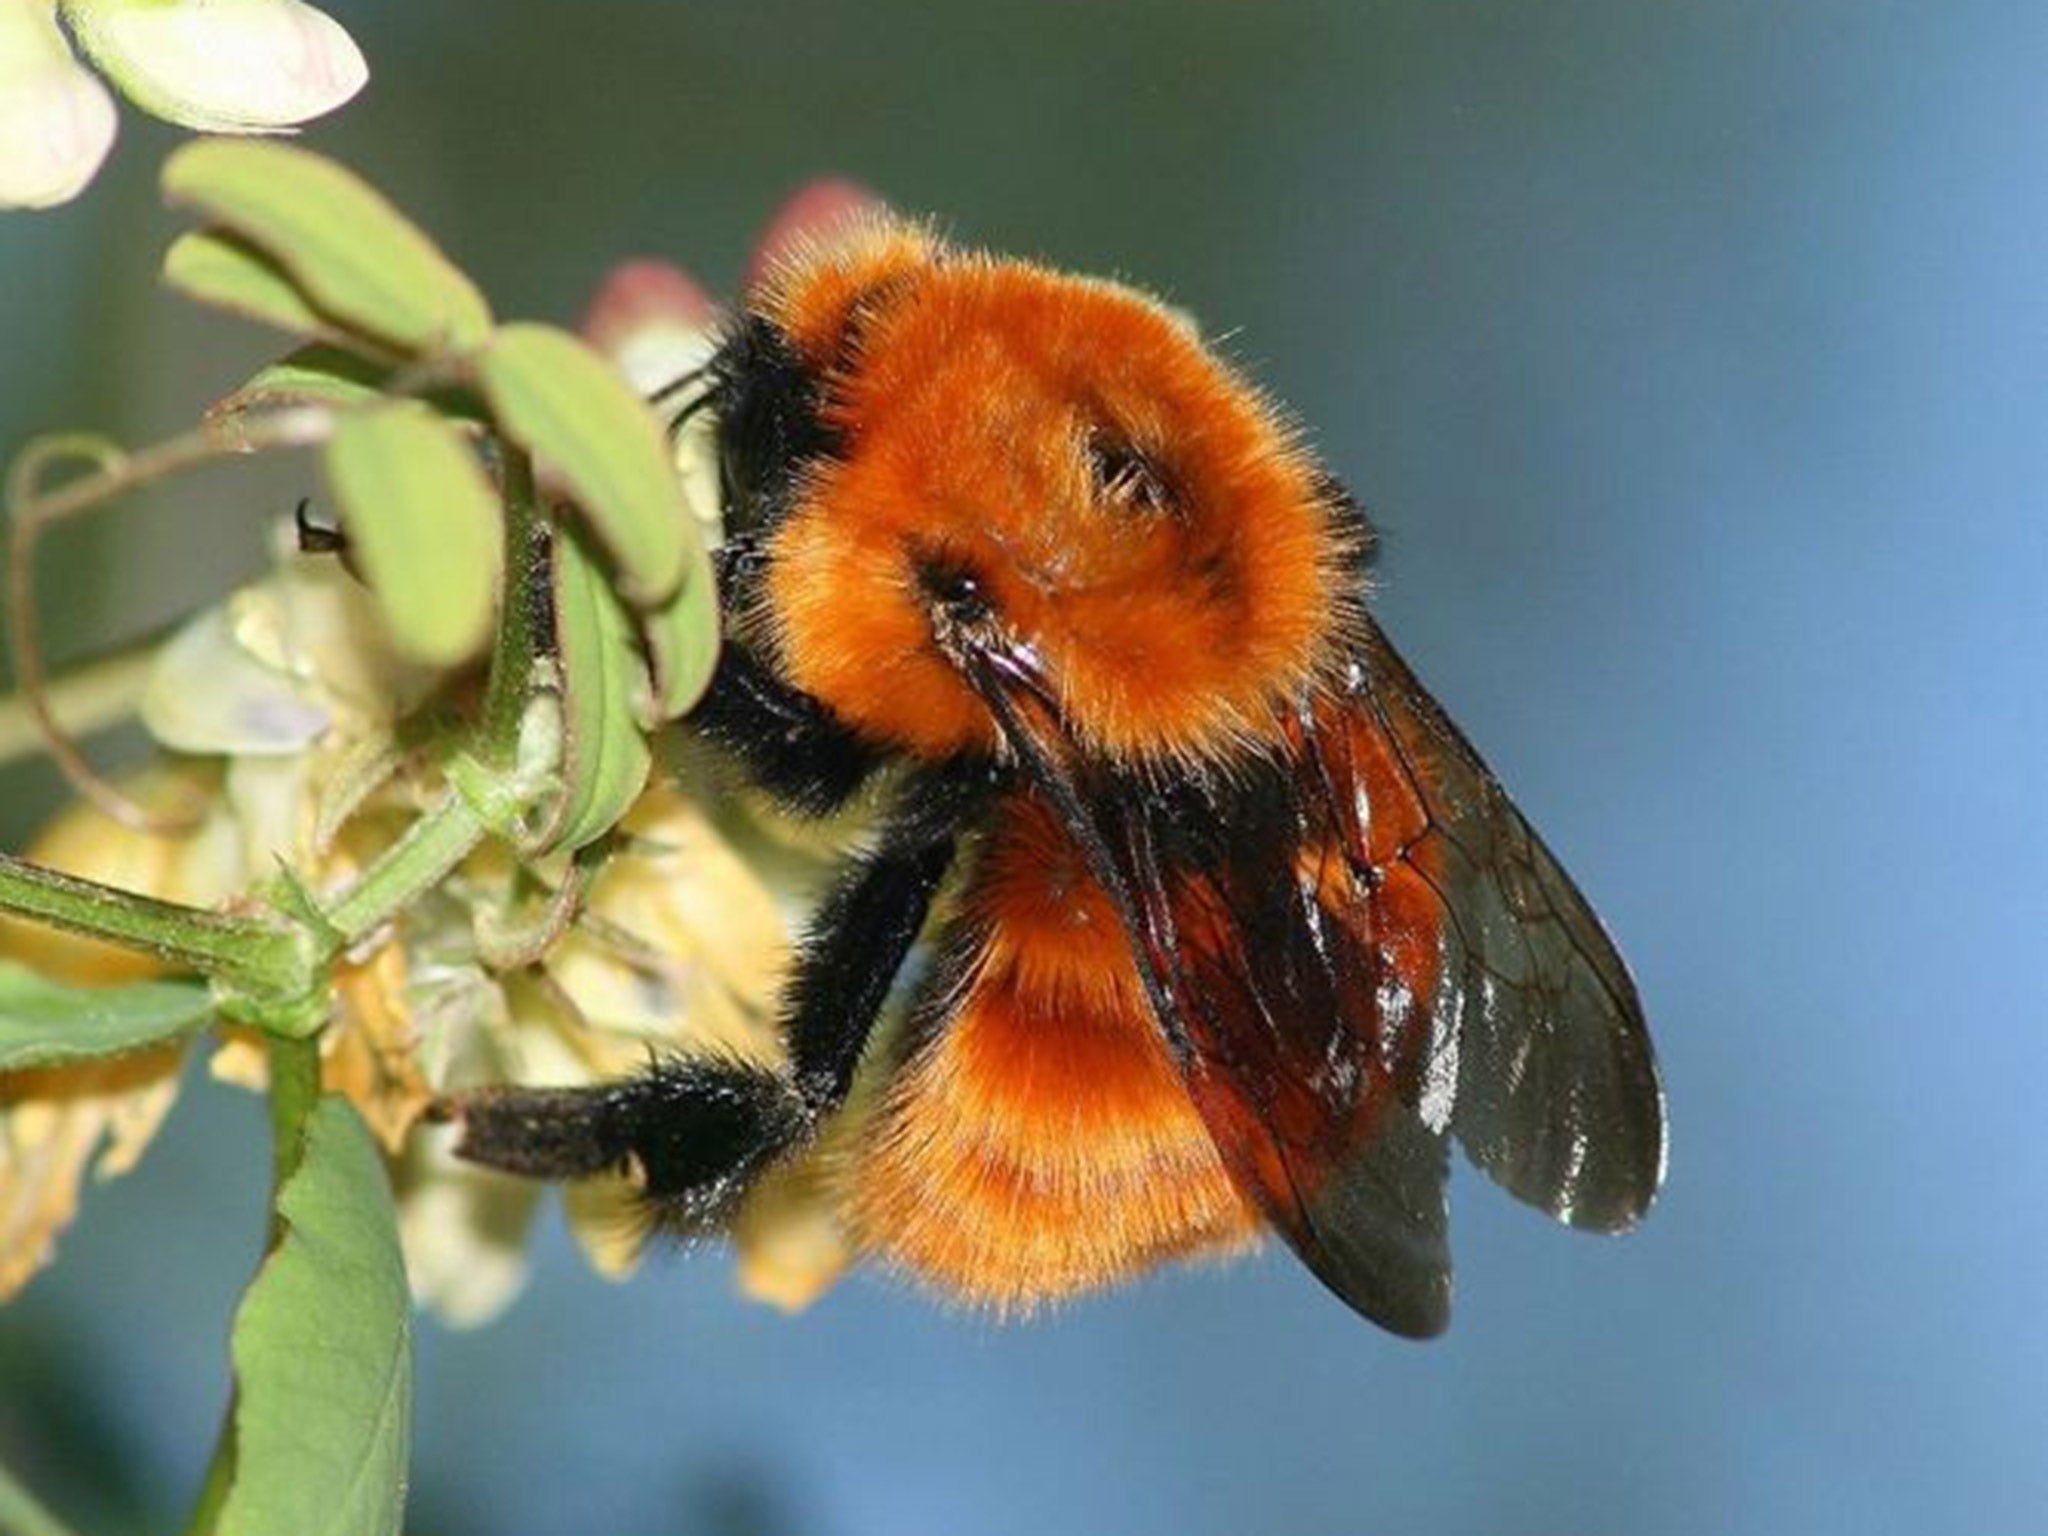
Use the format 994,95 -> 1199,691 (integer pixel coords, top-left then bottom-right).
782,778 -> 971,1108
687,636 -> 884,816
622,1060 -> 811,1229
1315,471 -> 1380,574
454,1059 -> 805,1231
708,315 -> 840,538
454,768 -> 977,1228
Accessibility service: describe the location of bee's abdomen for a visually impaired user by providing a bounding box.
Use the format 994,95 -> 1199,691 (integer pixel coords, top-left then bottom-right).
850,799 -> 1258,1311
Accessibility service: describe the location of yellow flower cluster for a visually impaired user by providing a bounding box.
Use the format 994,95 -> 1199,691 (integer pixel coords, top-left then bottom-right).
0,532 -> 855,1323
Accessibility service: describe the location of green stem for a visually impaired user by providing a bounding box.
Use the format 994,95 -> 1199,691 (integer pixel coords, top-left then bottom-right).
0,1461 -> 78,1536
319,790 -> 490,948
472,845 -> 593,969
311,445 -> 565,947
478,449 -> 546,766
0,853 -> 303,996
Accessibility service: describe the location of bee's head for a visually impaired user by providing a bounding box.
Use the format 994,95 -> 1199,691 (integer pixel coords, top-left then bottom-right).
716,220 -> 1362,770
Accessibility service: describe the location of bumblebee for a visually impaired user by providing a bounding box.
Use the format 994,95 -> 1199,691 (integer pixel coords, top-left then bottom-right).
456,219 -> 1666,1336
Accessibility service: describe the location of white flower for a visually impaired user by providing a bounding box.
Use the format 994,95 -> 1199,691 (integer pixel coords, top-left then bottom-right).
61,0 -> 364,131
0,0 -> 365,210
0,0 -> 116,207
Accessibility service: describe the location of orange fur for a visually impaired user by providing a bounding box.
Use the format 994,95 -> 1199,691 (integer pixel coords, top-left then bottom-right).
757,218 -> 946,367
755,225 -> 1354,768
750,225 -> 1383,1306
852,799 -> 1257,1311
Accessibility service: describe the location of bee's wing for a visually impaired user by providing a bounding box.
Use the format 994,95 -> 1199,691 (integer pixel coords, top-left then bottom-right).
1120,760 -> 1459,1336
1113,618 -> 1664,1335
1345,619 -> 1666,1232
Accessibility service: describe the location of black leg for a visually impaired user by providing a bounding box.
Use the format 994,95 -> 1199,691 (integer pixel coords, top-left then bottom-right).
688,636 -> 884,816
782,796 -> 967,1108
451,774 -> 969,1229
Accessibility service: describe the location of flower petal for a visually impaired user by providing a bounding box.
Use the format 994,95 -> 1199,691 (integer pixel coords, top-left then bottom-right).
0,765 -> 243,984
732,1147 -> 853,1312
548,786 -> 789,1057
0,1048 -> 183,1298
579,258 -> 718,393
0,0 -> 117,208
62,0 -> 365,133
143,602 -> 334,756
325,941 -> 430,1153
140,537 -> 437,759
562,1173 -> 644,1280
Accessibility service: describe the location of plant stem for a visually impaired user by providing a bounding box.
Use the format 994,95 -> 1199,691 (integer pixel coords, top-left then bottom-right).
0,1462 -> 78,1536
319,479 -> 565,940
319,790 -> 489,948
472,846 -> 593,969
479,449 -> 546,766
0,853 -> 303,998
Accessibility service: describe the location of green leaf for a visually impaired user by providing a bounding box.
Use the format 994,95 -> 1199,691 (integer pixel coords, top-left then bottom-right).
539,524 -> 653,853
162,139 -> 492,356
204,343 -> 394,451
215,343 -> 393,418
323,403 -> 503,668
217,1097 -> 412,1536
638,533 -> 721,722
478,324 -> 690,607
0,962 -> 210,1069
163,229 -> 338,342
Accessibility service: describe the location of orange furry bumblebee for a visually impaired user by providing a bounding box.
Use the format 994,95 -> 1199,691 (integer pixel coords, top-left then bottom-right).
455,218 -> 1667,1336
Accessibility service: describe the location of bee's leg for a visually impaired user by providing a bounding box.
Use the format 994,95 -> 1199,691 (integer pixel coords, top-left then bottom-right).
688,636 -> 885,816
449,788 -> 963,1230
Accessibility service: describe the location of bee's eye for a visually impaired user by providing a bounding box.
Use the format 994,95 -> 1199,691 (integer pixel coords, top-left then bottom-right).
915,555 -> 995,626
1086,430 -> 1176,516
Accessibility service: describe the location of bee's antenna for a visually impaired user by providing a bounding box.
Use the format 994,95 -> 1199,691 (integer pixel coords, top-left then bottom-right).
649,362 -> 713,408
663,388 -> 718,434
651,364 -> 720,446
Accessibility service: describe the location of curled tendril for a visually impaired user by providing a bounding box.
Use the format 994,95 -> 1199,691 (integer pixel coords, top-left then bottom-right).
4,412 -> 335,833
3,433 -> 201,832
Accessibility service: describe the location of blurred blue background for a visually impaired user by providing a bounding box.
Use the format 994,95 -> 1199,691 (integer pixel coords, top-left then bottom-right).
3,2 -> 2044,1533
